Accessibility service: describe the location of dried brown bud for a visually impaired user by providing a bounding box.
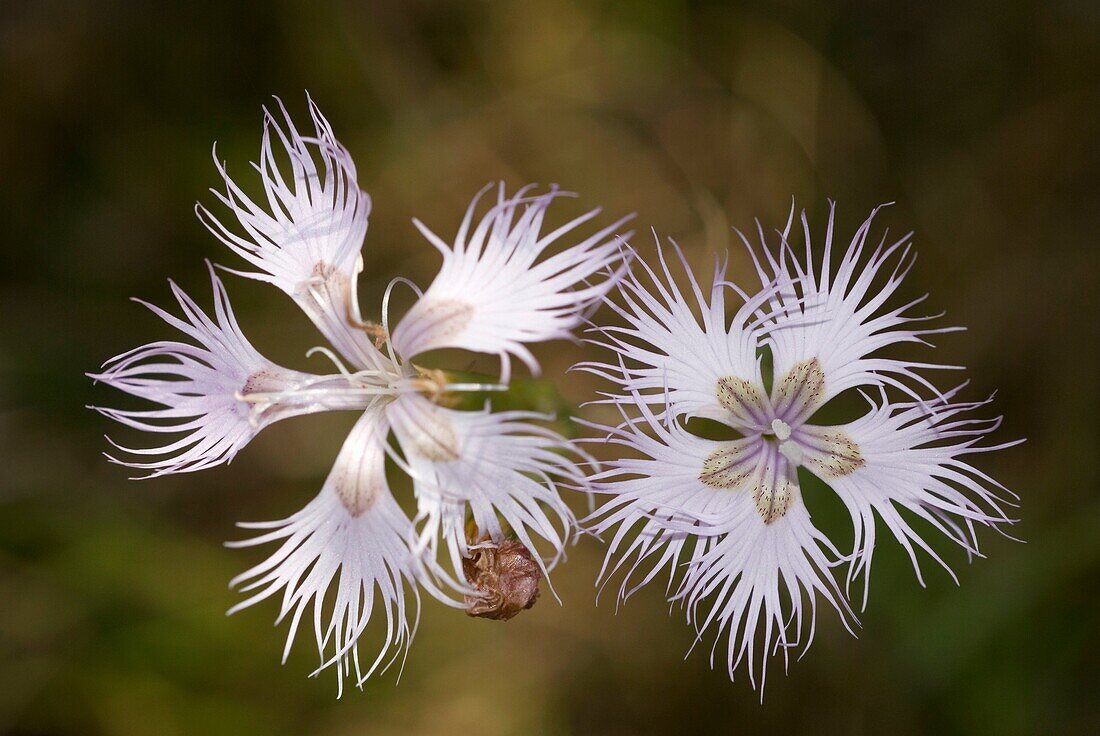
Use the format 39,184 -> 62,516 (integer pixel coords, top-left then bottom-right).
462,537 -> 542,620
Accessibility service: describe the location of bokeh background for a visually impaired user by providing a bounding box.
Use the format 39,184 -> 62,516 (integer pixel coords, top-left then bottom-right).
2,1 -> 1098,734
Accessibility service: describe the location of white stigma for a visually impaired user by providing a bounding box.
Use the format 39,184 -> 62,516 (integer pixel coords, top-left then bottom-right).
771,418 -> 804,466
778,440 -> 804,467
770,419 -> 792,441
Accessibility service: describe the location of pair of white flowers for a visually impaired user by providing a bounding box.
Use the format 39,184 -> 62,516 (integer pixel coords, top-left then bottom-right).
92,98 -> 1018,698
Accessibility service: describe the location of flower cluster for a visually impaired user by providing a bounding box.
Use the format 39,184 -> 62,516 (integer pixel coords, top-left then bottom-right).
91,97 -> 632,693
580,205 -> 1020,696
91,95 -> 1020,701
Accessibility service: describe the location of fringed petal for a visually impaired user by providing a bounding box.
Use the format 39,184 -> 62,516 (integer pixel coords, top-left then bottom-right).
391,184 -> 633,378
673,481 -> 855,700
800,387 -> 1020,608
196,95 -> 385,371
743,202 -> 964,404
228,408 -> 462,695
89,267 -> 325,476
577,240 -> 779,428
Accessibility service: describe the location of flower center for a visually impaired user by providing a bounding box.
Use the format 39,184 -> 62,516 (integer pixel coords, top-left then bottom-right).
701,357 -> 867,524
768,418 -> 805,467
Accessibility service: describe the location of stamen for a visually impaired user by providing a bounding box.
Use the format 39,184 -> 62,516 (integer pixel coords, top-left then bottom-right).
306,345 -> 353,377
303,261 -> 342,306
233,391 -> 266,429
770,418 -> 804,466
409,367 -> 449,402
347,254 -> 367,319
234,365 -> 406,430
361,323 -> 388,349
403,365 -> 510,402
442,381 -> 509,393
382,276 -> 422,372
234,390 -> 268,405
335,279 -> 389,348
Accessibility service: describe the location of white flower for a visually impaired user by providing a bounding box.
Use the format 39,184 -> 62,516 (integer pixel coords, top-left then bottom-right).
91,97 -> 631,692
392,184 -> 633,380
582,206 -> 1019,697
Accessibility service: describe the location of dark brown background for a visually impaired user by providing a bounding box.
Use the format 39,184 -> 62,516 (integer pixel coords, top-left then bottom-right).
1,1 -> 1097,734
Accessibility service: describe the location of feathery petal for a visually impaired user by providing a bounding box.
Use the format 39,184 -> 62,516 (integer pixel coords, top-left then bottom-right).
89,268 -> 330,476
744,203 -> 963,404
583,398 -> 752,604
673,486 -> 854,698
197,96 -> 385,371
391,184 -> 633,378
577,241 -> 779,427
228,408 -> 461,694
801,388 -> 1019,606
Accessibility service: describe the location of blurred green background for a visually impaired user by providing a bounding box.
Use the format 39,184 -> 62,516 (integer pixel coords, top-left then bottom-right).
2,1 -> 1098,734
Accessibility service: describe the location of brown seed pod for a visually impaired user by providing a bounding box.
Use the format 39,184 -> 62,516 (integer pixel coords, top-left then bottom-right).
462,536 -> 542,620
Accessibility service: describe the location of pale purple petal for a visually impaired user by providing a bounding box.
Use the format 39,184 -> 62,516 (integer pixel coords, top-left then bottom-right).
391,184 -> 633,377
